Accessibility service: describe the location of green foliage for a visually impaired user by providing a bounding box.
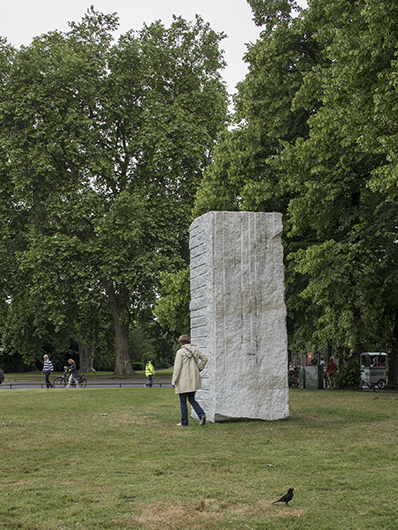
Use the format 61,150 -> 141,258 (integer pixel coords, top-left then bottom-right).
194,0 -> 398,373
131,362 -> 144,371
277,0 -> 398,358
333,360 -> 362,389
0,8 -> 228,373
154,267 -> 190,335
248,0 -> 303,35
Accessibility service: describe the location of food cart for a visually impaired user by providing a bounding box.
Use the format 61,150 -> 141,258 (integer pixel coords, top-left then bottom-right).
360,352 -> 388,389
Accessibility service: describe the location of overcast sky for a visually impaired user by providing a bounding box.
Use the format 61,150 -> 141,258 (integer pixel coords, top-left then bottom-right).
0,0 -> 306,96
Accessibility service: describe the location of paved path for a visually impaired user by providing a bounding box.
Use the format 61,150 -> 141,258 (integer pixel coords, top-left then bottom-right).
0,377 -> 173,390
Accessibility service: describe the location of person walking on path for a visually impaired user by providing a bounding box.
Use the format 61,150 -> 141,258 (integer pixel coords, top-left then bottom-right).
41,354 -> 54,388
172,335 -> 208,427
144,359 -> 155,387
66,358 -> 80,388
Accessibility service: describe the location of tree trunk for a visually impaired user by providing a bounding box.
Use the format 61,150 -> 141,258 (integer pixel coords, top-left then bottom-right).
113,317 -> 134,375
387,310 -> 398,389
327,342 -> 332,361
78,342 -> 94,372
102,278 -> 135,376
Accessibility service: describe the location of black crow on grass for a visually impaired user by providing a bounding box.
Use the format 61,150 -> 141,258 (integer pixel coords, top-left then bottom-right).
272,488 -> 295,505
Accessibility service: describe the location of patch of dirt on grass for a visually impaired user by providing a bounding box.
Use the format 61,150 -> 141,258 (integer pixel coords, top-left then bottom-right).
225,498 -> 305,520
127,499 -> 227,529
99,412 -> 149,425
260,500 -> 306,519
127,498 -> 306,529
0,480 -> 28,489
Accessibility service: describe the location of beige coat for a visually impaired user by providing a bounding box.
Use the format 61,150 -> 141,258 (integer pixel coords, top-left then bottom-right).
171,344 -> 208,394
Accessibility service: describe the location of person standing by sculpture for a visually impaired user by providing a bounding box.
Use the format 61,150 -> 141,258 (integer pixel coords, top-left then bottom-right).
172,335 -> 208,427
41,354 -> 54,388
144,358 -> 155,387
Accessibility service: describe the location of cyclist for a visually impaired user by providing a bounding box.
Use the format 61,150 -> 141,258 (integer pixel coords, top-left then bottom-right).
67,359 -> 81,388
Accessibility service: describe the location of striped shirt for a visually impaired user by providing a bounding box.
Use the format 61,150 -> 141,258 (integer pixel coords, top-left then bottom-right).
43,359 -> 54,372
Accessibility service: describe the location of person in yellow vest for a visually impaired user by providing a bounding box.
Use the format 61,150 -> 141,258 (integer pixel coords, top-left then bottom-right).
144,359 -> 155,387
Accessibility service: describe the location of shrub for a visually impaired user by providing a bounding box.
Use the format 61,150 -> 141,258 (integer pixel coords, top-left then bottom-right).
132,362 -> 144,372
333,360 -> 362,389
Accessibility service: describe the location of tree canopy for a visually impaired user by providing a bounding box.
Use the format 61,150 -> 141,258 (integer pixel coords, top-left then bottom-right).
2,0 -> 398,385
0,8 -> 228,373
195,0 -> 398,383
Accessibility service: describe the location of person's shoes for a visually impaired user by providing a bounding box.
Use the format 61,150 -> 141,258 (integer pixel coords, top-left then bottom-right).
177,423 -> 184,427
200,415 -> 206,426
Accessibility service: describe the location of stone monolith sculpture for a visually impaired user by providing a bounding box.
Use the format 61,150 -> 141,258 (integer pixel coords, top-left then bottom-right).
189,211 -> 289,422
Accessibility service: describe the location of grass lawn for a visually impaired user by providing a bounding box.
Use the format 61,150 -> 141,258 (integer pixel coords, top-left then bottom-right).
0,388 -> 397,529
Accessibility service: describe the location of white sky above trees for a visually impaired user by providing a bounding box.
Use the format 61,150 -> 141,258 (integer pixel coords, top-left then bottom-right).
1,0 -> 306,96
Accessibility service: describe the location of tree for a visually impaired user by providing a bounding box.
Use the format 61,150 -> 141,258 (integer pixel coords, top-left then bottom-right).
194,0 -> 324,352
194,0 -> 398,383
277,0 -> 398,371
0,8 -> 228,373
195,0 -> 322,217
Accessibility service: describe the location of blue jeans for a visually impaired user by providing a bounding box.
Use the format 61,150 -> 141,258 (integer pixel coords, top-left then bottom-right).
179,392 -> 205,426
44,371 -> 52,388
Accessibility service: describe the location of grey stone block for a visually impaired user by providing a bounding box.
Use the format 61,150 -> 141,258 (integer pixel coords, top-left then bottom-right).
190,211 -> 289,422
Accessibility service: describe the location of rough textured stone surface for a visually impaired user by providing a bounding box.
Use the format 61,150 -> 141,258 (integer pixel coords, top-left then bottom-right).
189,211 -> 289,422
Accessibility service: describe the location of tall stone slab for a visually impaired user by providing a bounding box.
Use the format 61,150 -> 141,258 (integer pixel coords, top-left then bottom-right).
189,211 -> 289,422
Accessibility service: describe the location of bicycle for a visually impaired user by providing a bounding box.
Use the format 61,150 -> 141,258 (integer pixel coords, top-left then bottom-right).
52,366 -> 87,388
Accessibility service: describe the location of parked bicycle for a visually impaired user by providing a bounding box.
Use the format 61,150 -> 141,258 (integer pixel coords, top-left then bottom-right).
52,366 -> 87,388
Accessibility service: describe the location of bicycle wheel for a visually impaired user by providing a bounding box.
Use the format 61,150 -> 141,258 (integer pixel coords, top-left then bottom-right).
80,377 -> 87,388
52,376 -> 66,388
